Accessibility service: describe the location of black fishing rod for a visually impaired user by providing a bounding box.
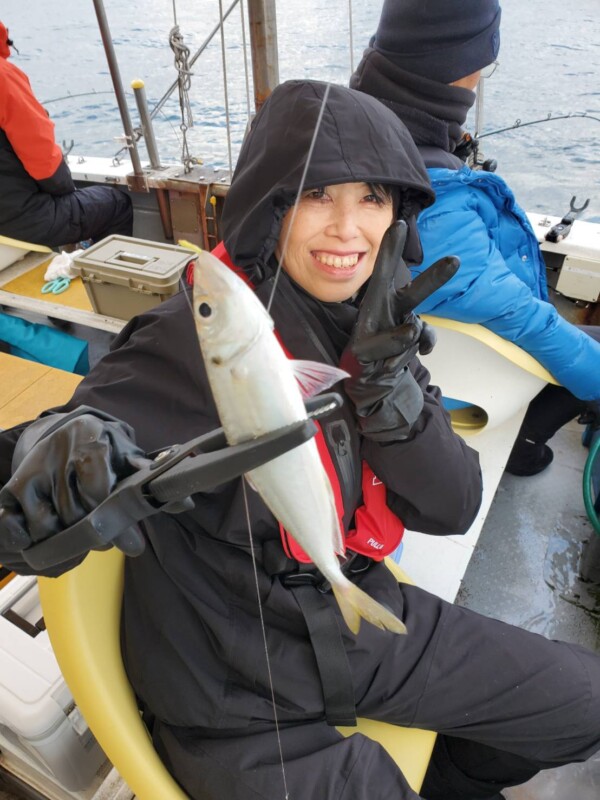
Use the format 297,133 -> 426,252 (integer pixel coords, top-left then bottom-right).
478,111 -> 600,139
458,109 -> 600,174
41,89 -> 116,105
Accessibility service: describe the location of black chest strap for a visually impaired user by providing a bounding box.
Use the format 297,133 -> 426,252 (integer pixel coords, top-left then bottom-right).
285,578 -> 357,727
264,541 -> 373,727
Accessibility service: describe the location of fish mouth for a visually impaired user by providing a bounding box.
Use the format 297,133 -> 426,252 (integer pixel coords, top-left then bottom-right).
193,254 -> 240,297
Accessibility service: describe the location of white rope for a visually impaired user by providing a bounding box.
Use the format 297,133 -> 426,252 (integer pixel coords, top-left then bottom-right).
218,0 -> 235,178
169,23 -> 199,173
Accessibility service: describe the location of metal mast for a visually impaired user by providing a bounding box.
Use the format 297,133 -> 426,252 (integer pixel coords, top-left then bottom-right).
92,0 -> 147,188
246,0 -> 279,112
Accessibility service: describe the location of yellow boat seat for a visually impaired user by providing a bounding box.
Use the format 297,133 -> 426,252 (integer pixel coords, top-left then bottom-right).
38,552 -> 435,798
0,234 -> 52,253
420,315 -> 557,433
0,234 -> 52,270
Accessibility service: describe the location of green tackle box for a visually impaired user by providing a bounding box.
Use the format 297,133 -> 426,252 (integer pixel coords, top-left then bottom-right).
72,235 -> 195,320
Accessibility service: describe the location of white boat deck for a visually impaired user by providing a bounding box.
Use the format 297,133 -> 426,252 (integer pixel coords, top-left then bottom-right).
462,417 -> 600,798
400,413 -> 532,602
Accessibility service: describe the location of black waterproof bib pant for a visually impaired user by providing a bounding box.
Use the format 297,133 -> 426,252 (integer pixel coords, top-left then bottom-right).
151,580 -> 600,800
517,326 -> 600,444
2,184 -> 134,248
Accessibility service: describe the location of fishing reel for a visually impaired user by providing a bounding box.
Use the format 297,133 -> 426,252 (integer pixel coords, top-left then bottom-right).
455,132 -> 497,173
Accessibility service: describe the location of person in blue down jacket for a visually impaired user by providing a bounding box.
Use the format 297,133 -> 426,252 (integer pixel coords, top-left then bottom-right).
351,0 -> 600,476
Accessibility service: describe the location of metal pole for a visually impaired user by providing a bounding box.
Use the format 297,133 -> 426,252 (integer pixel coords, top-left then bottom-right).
474,77 -> 485,139
92,0 -> 144,177
131,79 -> 161,169
247,0 -> 279,112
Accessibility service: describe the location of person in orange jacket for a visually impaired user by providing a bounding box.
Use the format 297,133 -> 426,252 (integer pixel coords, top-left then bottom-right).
0,22 -> 133,248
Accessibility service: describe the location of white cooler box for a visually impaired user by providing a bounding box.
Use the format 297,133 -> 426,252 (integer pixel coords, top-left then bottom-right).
0,235 -> 52,271
0,573 -> 107,794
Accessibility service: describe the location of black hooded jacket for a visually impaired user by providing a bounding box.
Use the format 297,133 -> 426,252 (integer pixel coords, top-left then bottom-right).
0,80 -> 481,730
222,80 -> 435,273
0,55 -> 76,241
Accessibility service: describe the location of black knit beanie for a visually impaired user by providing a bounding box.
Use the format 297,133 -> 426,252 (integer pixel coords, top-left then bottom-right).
371,0 -> 501,84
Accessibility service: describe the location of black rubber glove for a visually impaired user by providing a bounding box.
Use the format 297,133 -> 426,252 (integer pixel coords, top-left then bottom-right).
341,220 -> 460,442
0,407 -> 150,577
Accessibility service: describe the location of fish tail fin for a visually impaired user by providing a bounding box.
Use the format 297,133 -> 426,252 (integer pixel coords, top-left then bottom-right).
332,580 -> 407,636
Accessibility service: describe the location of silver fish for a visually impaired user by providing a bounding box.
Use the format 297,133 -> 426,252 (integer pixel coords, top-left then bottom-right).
191,247 -> 406,636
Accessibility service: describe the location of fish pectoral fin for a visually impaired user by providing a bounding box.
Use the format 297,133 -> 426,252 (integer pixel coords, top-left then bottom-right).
291,360 -> 350,400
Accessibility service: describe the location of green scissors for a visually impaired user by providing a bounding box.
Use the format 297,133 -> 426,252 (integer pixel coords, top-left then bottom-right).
41,276 -> 71,295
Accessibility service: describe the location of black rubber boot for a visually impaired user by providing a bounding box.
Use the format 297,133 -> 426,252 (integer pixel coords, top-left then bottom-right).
505,437 -> 554,476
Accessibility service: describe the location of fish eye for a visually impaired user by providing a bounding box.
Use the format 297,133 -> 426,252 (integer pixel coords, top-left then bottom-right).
198,302 -> 212,318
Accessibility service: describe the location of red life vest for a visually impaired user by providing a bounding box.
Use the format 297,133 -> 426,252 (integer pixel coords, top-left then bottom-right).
189,242 -> 405,562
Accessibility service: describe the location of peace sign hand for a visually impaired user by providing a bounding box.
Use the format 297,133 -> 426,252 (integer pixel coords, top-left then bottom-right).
341,220 -> 460,442
350,220 -> 460,364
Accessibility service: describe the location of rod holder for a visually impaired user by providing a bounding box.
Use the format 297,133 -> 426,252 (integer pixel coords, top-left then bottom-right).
131,79 -> 161,169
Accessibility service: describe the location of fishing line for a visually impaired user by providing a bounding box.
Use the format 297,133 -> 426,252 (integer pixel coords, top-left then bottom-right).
157,107 -> 184,149
178,85 -> 333,796
174,274 -> 292,797
41,89 -> 116,105
241,479 -> 290,800
242,84 -> 332,796
266,82 -> 332,314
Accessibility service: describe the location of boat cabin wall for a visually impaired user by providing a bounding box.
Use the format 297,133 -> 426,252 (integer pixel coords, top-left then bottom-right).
71,157 -> 228,252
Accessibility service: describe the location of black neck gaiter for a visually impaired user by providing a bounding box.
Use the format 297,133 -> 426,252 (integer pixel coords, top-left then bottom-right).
350,48 -> 475,154
256,267 -> 358,358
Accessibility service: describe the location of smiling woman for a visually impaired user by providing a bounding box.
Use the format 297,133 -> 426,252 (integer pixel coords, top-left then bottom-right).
2,78 -> 600,800
275,182 -> 395,301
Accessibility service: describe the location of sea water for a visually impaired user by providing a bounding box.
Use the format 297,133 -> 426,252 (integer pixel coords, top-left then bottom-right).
3,0 -> 599,220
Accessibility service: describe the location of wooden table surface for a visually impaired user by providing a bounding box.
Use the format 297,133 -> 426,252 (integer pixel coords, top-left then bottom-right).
0,352 -> 82,430
1,257 -> 94,311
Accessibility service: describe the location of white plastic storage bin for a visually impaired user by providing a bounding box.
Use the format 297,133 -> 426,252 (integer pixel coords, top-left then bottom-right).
0,235 -> 51,271
0,574 -> 107,792
0,242 -> 27,271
